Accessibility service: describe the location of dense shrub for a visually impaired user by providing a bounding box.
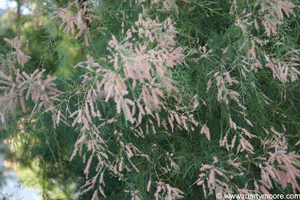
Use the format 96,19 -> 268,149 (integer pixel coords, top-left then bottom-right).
1,0 -> 300,199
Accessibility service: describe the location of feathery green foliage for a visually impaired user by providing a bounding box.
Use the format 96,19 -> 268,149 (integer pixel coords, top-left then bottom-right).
1,0 -> 300,199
